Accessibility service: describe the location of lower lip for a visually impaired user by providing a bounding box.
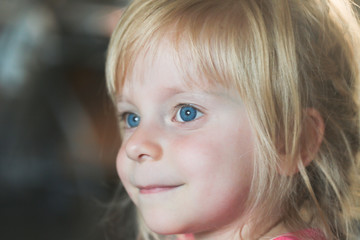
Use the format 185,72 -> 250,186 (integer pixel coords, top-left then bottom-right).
139,186 -> 181,194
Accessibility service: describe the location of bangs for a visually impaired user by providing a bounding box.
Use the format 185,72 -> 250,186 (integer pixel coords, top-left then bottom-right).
106,0 -> 256,100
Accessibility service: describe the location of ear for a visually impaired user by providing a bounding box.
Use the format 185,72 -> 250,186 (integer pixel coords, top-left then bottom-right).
278,108 -> 325,175
300,108 -> 325,167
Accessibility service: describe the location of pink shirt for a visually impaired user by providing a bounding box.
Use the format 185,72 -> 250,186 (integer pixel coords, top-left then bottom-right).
175,229 -> 326,240
272,229 -> 326,240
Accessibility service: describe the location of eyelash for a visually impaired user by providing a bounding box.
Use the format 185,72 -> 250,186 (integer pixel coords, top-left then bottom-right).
118,103 -> 204,128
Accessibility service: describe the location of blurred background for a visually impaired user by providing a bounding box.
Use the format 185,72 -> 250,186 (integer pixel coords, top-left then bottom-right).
0,0 -> 133,239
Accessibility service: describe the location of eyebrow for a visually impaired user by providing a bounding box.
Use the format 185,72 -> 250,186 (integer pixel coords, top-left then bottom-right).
116,87 -> 188,103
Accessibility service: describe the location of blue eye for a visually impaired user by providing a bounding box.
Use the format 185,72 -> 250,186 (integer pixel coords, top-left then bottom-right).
176,105 -> 203,122
125,113 -> 140,128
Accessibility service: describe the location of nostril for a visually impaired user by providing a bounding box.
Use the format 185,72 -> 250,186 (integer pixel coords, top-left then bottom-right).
137,152 -> 147,159
137,153 -> 152,161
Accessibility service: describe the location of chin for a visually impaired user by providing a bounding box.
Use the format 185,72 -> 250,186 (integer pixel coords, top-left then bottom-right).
145,218 -> 184,235
142,212 -> 191,236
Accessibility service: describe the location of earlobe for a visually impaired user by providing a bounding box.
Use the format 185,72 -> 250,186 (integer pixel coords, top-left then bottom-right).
277,108 -> 325,176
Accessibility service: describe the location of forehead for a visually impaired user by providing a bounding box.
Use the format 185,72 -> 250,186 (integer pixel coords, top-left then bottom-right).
120,36 -> 216,96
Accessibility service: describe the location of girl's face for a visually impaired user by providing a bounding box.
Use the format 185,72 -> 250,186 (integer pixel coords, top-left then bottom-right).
116,41 -> 255,238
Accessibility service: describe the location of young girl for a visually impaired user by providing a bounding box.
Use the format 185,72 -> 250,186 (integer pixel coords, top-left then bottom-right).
105,0 -> 360,239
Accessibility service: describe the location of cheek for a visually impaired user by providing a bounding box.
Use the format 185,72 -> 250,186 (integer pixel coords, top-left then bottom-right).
172,127 -> 254,193
171,123 -> 254,177
116,147 -> 126,181
171,134 -> 220,177
170,134 -> 254,230
116,147 -> 137,203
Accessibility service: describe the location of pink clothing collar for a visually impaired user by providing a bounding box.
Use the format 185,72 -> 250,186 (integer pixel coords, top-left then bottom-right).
175,229 -> 325,240
271,229 -> 326,240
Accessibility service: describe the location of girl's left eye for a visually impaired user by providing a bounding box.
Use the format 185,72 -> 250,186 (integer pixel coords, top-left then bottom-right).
175,105 -> 203,122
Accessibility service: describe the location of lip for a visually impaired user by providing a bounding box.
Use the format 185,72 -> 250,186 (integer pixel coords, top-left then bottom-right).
137,184 -> 183,194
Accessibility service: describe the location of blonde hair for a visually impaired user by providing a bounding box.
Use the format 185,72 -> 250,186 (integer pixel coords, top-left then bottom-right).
106,0 -> 360,239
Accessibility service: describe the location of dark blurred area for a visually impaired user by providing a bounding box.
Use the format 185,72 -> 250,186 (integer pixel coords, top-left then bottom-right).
0,0 -> 130,239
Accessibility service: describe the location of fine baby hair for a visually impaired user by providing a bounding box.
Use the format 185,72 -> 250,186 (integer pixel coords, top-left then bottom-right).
106,0 -> 360,239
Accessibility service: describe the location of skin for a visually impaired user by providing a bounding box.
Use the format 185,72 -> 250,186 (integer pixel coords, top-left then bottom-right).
115,40 -> 284,239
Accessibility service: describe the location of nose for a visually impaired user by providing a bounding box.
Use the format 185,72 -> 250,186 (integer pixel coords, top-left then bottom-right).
125,126 -> 163,162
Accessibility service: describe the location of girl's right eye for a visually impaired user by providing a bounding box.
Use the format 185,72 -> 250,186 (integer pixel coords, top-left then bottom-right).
122,112 -> 141,128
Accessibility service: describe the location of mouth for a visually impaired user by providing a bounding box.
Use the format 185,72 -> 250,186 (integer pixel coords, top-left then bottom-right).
137,184 -> 183,194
